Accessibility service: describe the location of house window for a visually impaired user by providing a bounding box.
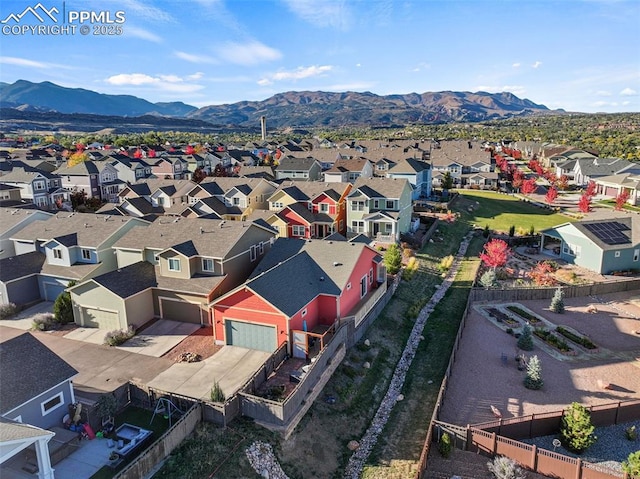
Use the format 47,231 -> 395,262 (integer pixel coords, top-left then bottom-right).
351,221 -> 365,233
250,245 -> 257,262
351,201 -> 365,211
634,249 -> 639,262
292,225 -> 305,237
301,308 -> 307,317
615,251 -> 621,258
320,203 -> 329,212
168,258 -> 181,271
53,249 -> 62,259
41,391 -> 64,416
562,243 -> 581,258
369,268 -> 373,283
259,243 -> 264,255
34,181 -> 45,191
202,258 -> 214,272
384,223 -> 393,233
233,197 -> 240,205
360,275 -> 367,298
373,199 -> 380,209
386,200 -> 395,209
81,249 -> 91,260
272,202 -> 284,209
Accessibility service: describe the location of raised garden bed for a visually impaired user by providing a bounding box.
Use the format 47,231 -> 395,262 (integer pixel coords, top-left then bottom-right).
486,307 -> 520,326
506,305 -> 542,325
555,326 -> 598,350
533,328 -> 574,354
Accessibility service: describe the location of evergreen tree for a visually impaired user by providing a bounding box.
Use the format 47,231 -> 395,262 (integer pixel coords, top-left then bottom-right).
523,355 -> 543,390
383,243 -> 402,275
550,287 -> 565,313
480,269 -> 497,289
517,324 -> 534,351
560,402 -> 597,453
210,380 -> 225,402
53,280 -> 77,324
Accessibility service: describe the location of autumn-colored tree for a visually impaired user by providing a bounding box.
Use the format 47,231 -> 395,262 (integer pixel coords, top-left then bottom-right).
529,261 -> 556,286
67,151 -> 88,167
615,189 -> 630,210
528,159 -> 540,172
191,167 -> 207,183
213,164 -> 227,177
133,149 -> 143,159
578,193 -> 592,213
557,175 -> 569,191
147,149 -> 157,158
185,145 -> 195,155
545,187 -> 558,205
479,239 -> 511,269
585,180 -> 597,198
512,170 -> 524,190
521,178 -> 537,195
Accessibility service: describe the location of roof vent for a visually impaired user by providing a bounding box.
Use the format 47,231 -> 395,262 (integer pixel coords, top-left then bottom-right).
333,261 -> 341,266
84,223 -> 88,228
200,226 -> 204,234
320,276 -> 325,281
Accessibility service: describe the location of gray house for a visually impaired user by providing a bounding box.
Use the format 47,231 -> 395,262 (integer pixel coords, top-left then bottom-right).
540,216 -> 640,274
386,157 -> 432,199
0,208 -> 52,260
276,156 -> 323,181
0,331 -> 78,430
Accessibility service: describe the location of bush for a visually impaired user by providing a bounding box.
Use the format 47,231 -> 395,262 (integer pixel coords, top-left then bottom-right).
210,380 -> 225,403
517,324 -> 534,351
487,455 -> 527,479
625,425 -> 637,441
480,269 -> 497,289
437,255 -> 454,273
623,451 -> 640,476
550,287 -> 565,313
524,355 -> 543,390
438,432 -> 452,458
560,402 -> 597,453
53,280 -> 77,323
0,302 -> 19,319
103,325 -> 136,346
31,313 -> 56,331
483,224 -> 491,238
402,257 -> 419,281
508,225 -> 516,237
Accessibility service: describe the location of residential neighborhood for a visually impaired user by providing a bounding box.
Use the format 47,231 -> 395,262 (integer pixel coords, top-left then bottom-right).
1,135 -> 640,479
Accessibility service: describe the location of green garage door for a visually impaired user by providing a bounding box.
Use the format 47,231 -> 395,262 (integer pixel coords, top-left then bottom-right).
81,307 -> 119,330
160,299 -> 202,323
225,320 -> 277,352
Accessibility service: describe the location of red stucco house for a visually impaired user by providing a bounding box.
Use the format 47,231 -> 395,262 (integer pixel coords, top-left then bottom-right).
210,237 -> 386,355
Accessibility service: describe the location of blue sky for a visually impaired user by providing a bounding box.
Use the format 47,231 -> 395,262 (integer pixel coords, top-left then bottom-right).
1,0 -> 639,113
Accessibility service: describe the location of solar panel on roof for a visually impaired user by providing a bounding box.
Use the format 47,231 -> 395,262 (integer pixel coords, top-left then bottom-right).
583,222 -> 631,245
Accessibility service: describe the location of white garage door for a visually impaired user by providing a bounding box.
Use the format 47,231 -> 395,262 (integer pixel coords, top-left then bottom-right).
81,307 -> 119,330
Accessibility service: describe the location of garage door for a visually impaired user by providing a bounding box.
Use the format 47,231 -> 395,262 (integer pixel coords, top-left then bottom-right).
225,320 -> 277,352
606,186 -> 618,197
160,299 -> 202,324
43,282 -> 66,301
81,307 -> 119,330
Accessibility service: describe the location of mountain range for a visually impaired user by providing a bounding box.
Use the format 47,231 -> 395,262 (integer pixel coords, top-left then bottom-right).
0,80 -> 557,130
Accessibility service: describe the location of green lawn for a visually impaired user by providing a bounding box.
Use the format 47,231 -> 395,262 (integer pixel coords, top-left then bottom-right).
596,199 -> 640,213
455,190 -> 571,234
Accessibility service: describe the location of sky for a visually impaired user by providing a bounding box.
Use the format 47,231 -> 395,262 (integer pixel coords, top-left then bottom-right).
0,0 -> 639,113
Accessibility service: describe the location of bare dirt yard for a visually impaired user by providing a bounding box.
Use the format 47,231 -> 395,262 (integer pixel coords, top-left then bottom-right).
438,291 -> 640,427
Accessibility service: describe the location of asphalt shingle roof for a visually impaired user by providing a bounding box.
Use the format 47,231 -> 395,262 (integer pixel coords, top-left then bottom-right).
0,251 -> 45,282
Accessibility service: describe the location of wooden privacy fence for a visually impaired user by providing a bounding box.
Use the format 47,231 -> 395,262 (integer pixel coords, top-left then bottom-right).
469,277 -> 640,302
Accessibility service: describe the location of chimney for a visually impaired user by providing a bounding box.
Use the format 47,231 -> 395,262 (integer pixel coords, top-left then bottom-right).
260,116 -> 267,141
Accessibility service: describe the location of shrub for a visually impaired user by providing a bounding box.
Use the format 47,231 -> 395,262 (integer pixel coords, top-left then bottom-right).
0,302 -> 19,319
483,224 -> 490,238
524,355 -> 543,390
210,380 -> 225,403
384,244 -> 402,275
487,455 -> 527,479
625,425 -> 637,441
528,225 -> 535,236
53,280 -> 77,323
403,247 -> 415,258
437,255 -> 454,273
31,313 -> 56,331
517,324 -> 534,351
402,256 -> 419,281
555,326 -> 597,349
438,432 -> 452,458
622,450 -> 640,476
555,269 -> 577,283
508,225 -> 515,237
103,325 -> 136,346
550,287 -> 565,313
480,269 -> 497,289
560,402 -> 597,453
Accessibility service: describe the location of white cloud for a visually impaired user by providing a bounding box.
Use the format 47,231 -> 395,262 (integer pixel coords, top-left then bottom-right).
532,61 -> 542,69
104,72 -> 205,94
124,26 -> 163,43
174,51 -> 218,64
187,72 -> 204,80
592,100 -> 619,107
411,62 -> 431,72
258,65 -> 333,85
596,90 -> 612,96
281,0 -> 352,30
118,0 -> 174,22
0,56 -> 70,70
512,63 -> 521,68
475,85 -> 527,96
216,41 -> 282,66
620,87 -> 637,96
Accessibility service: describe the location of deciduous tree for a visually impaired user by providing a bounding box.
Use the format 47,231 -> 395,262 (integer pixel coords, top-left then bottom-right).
578,193 -> 592,213
479,239 -> 511,269
545,187 -> 558,205
615,189 -> 630,210
585,180 -> 597,198
521,178 -> 537,195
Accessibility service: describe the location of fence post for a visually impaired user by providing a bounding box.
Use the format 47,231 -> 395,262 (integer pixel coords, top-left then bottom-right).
615,401 -> 620,424
575,458 -> 582,479
491,432 -> 497,455
527,444 -> 536,471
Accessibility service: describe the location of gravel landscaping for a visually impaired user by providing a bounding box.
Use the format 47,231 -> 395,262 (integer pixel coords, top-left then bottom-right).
522,419 -> 640,472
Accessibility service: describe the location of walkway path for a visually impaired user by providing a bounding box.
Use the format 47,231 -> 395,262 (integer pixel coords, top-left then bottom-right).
343,232 -> 474,478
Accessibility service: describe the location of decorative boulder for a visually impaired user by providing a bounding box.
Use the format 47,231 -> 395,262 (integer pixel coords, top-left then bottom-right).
347,440 -> 360,451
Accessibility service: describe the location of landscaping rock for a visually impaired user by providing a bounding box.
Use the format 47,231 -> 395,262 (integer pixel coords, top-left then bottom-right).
397,394 -> 404,401
363,362 -> 371,369
364,339 -> 370,347
348,440 -> 360,451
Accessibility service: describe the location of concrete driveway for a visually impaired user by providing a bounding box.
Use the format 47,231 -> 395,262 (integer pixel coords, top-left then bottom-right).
147,346 -> 271,400
0,301 -> 54,330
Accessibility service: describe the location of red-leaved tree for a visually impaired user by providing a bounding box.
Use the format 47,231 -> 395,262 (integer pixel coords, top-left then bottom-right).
133,149 -> 143,159
557,175 -> 569,191
578,193 -> 592,213
512,170 -> 524,190
545,187 -> 558,205
185,145 -> 195,155
521,178 -> 537,196
585,180 -> 597,198
480,239 -> 511,269
529,261 -> 557,286
615,189 -> 630,210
